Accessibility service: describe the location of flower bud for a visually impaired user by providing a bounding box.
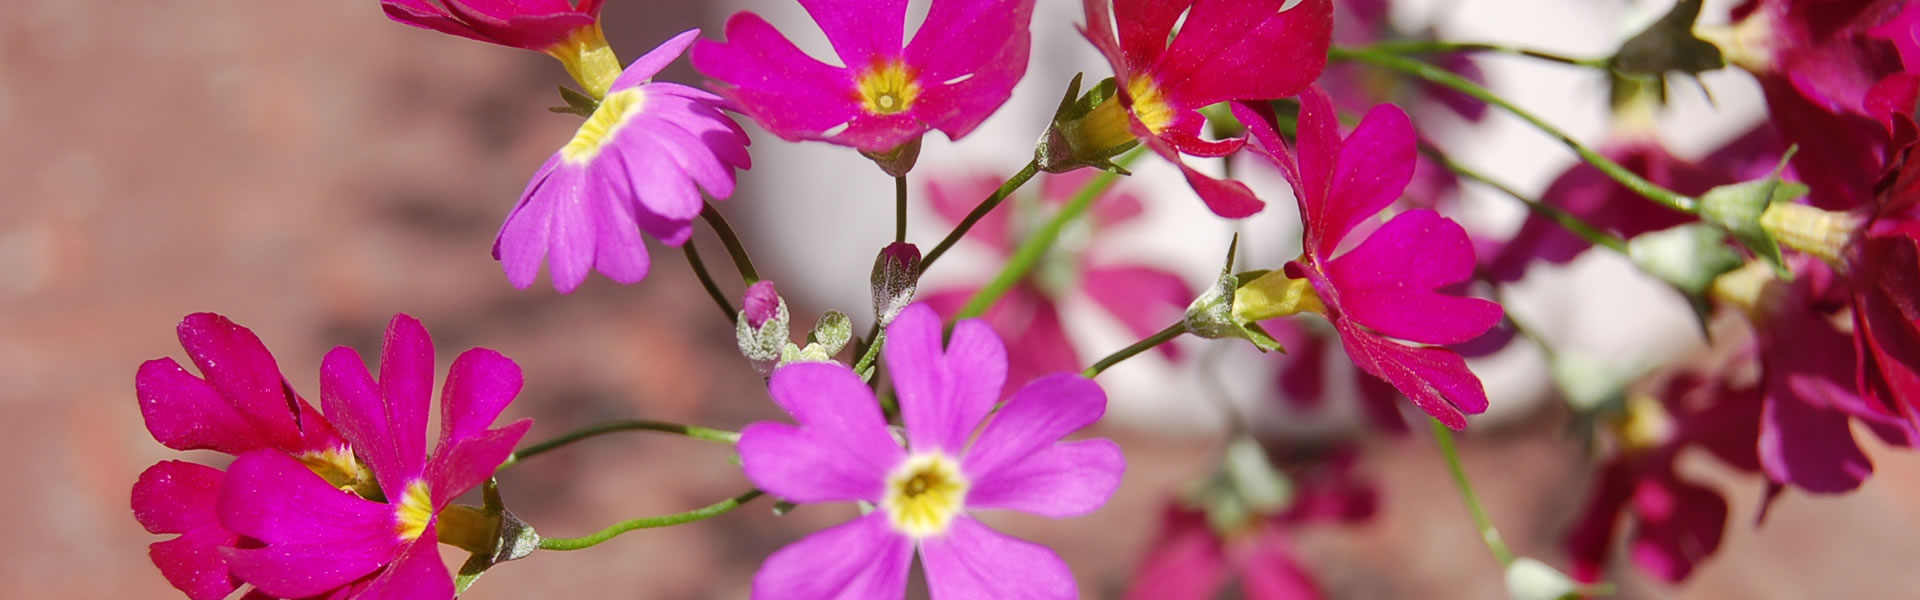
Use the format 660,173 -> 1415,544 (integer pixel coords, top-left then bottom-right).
860,137 -> 923,177
1036,74 -> 1139,174
737,281 -> 791,374
743,280 -> 782,329
1698,148 -> 1806,275
1183,237 -> 1283,352
441,479 -> 541,593
871,242 -> 922,327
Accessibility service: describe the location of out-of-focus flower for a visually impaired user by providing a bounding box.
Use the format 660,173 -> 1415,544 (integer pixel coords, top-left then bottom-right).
132,313 -> 350,600
691,0 -> 1036,159
921,170 -> 1192,390
1070,0 -> 1332,218
219,314 -> 533,600
381,0 -> 621,97
1267,319 -> 1410,434
738,304 -> 1124,598
495,30 -> 752,294
1232,89 -> 1503,429
1564,371 -> 1762,583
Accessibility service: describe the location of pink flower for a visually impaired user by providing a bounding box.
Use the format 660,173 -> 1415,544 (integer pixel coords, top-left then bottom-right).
494,30 -> 752,294
381,0 -> 602,51
1267,320 -> 1410,434
131,313 -> 349,600
690,0 -> 1036,154
1234,89 -> 1503,430
218,314 -> 532,599
921,171 -> 1192,390
1075,0 -> 1332,218
738,304 -> 1124,598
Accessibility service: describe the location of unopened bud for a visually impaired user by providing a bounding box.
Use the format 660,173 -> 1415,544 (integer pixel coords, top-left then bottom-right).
737,282 -> 791,374
860,137 -> 923,178
871,242 -> 922,327
743,281 -> 781,329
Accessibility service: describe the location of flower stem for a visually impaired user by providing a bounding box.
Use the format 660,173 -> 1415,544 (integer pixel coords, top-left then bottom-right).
1428,418 -> 1515,566
1082,323 -> 1187,378
503,420 -> 740,469
895,174 -> 909,244
854,330 -> 886,377
920,160 -> 1042,272
700,202 -> 759,284
956,153 -> 1141,320
1330,46 -> 1697,214
536,489 -> 765,551
1354,39 -> 1610,69
682,244 -> 737,323
1420,143 -> 1631,255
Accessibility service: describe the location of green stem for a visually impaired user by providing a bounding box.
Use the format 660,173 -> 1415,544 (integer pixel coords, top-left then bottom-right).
1356,39 -> 1609,69
537,489 -> 765,551
1420,144 -> 1631,255
1429,418 -> 1515,566
682,244 -> 737,323
503,420 -> 740,469
1331,46 -> 1697,214
956,153 -> 1140,319
854,330 -> 886,376
895,175 -> 909,243
700,202 -> 759,284
920,160 -> 1041,272
1082,323 -> 1187,378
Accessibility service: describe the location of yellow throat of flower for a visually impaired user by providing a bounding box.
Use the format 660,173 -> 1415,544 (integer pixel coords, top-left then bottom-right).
395,480 -> 435,542
856,59 -> 923,115
298,446 -> 381,499
546,24 -> 622,100
1062,76 -> 1174,159
881,452 -> 969,538
1232,270 -> 1326,323
561,88 -> 647,163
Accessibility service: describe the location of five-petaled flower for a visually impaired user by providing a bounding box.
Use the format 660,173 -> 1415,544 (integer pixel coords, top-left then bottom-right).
738,303 -> 1125,598
380,0 -> 623,97
495,29 -> 752,294
132,313 -> 353,600
1231,89 -> 1504,430
691,0 -> 1037,159
217,314 -> 533,599
1071,0 -> 1332,218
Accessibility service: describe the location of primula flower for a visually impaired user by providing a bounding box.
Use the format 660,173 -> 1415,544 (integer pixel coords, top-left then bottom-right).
495,29 -> 752,294
218,314 -> 533,599
381,0 -> 621,97
1266,319 -> 1410,434
690,0 -> 1037,157
738,303 -> 1124,598
1071,0 -> 1332,218
1232,89 -> 1503,429
132,313 -> 351,600
921,171 -> 1192,390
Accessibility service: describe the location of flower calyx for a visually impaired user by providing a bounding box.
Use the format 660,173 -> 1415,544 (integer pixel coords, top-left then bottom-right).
1699,146 -> 1806,277
736,281 -> 792,374
1183,237 -> 1286,352
1627,223 -> 1747,332
1036,74 -> 1140,174
781,310 -> 854,367
860,137 -> 923,178
447,479 -> 541,594
870,242 -> 922,328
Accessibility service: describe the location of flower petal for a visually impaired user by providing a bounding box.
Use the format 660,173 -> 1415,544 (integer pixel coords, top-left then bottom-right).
1626,473 -> 1729,583
903,0 -> 1036,141
1142,132 -> 1265,218
1324,210 -> 1502,344
1239,535 -> 1325,600
221,452 -> 399,599
886,303 -> 1006,455
150,313 -> 306,452
1082,265 -> 1193,360
350,538 -> 452,600
739,363 -> 902,503
752,513 -> 912,599
136,358 -> 274,455
1313,102 -> 1415,258
1758,385 -> 1872,493
1122,507 -> 1229,600
436,348 -> 523,447
610,29 -> 702,93
920,516 -> 1077,600
319,346 -> 416,501
963,374 -> 1116,492
426,419 -> 531,509
1154,0 -> 1332,108
690,13 -> 859,144
134,461 -> 239,600
926,174 -> 1013,253
800,0 -> 906,66
494,155 -> 564,290
1332,320 -> 1487,430
966,438 -> 1123,517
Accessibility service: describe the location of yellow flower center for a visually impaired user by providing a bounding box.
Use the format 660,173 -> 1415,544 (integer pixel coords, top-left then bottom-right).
560,88 -> 647,163
1232,270 -> 1326,323
1610,394 -> 1676,452
544,24 -> 622,100
856,59 -> 922,115
1126,77 -> 1176,135
298,446 -> 382,499
394,480 -> 434,542
881,453 -> 968,538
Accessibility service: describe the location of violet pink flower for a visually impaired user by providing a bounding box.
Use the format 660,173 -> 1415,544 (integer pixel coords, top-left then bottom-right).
1266,320 -> 1410,434
690,0 -> 1036,156
218,314 -> 532,599
381,0 -> 624,97
132,313 -> 351,600
1233,89 -> 1504,430
1072,0 -> 1332,218
495,29 -> 752,294
921,170 -> 1192,390
738,303 -> 1124,598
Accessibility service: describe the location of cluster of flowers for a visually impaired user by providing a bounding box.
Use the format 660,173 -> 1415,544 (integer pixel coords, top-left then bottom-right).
129,0 -> 1920,597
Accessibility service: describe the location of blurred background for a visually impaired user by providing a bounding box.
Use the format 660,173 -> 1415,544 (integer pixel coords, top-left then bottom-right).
6,0 -> 1920,597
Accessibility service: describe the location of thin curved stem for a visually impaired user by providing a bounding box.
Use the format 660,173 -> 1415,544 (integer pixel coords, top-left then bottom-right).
1420,144 -> 1631,255
682,244 -> 736,323
700,202 -> 759,284
1356,39 -> 1610,69
537,489 -> 765,551
920,160 -> 1041,272
1082,323 -> 1187,378
503,420 -> 740,469
1429,419 -> 1516,566
956,153 -> 1141,320
1331,46 -> 1697,214
895,175 -> 909,243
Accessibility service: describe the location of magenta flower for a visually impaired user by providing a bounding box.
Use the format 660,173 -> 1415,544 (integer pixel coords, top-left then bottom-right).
495,29 -> 752,294
1267,320 -> 1410,434
218,314 -> 533,599
690,0 -> 1036,154
738,303 -> 1124,598
381,0 -> 602,51
1075,0 -> 1332,218
132,313 -> 350,600
1234,89 -> 1503,430
921,170 -> 1193,390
